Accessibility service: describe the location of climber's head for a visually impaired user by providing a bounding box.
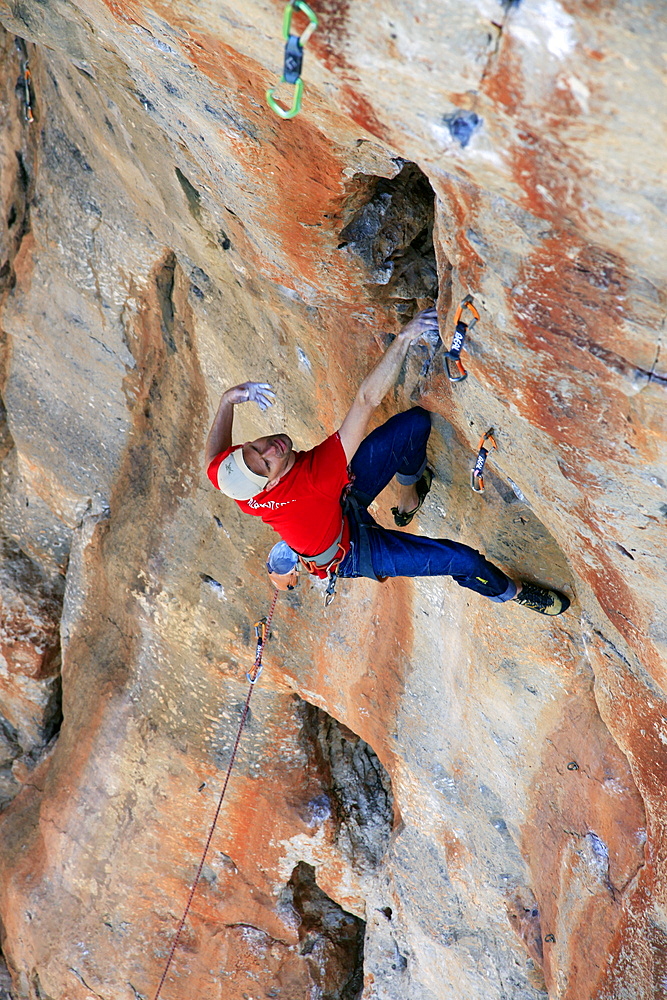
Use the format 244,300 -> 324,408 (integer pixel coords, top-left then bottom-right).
213,434 -> 294,500
242,433 -> 295,485
213,446 -> 268,500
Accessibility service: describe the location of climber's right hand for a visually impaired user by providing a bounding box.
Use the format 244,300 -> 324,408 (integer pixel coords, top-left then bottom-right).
223,382 -> 276,411
397,307 -> 440,345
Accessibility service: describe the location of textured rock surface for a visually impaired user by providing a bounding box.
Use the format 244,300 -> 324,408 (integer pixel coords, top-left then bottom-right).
0,2 -> 664,999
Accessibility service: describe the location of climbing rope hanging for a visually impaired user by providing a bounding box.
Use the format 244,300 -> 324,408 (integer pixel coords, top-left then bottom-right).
266,0 -> 318,119
152,589 -> 279,1000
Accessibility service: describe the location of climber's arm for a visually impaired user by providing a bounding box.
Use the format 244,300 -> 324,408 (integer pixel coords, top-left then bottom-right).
204,382 -> 275,466
338,308 -> 438,463
205,392 -> 235,467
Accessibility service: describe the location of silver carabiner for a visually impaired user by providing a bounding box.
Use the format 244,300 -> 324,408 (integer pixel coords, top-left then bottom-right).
324,570 -> 338,607
246,663 -> 264,685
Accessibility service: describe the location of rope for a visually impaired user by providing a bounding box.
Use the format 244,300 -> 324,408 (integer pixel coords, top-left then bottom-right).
152,589 -> 279,1000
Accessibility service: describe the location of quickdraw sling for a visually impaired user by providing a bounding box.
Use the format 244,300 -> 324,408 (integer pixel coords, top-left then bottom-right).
444,295 -> 479,383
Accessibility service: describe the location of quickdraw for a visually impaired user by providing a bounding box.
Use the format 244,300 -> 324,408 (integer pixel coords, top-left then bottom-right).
22,60 -> 34,124
266,0 -> 318,119
15,39 -> 34,124
247,617 -> 272,683
444,295 -> 479,382
470,428 -> 497,493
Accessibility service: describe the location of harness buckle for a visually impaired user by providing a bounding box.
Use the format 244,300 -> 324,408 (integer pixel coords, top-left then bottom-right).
470,428 -> 497,493
444,295 -> 479,383
266,1 -> 318,120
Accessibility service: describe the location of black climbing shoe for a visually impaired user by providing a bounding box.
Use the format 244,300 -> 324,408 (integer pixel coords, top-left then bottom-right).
512,582 -> 570,616
391,468 -> 433,527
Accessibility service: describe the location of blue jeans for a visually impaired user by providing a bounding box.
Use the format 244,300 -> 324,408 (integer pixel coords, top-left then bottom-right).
338,408 -> 516,602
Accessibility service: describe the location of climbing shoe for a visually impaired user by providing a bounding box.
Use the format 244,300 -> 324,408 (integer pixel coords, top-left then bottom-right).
512,582 -> 570,616
391,468 -> 433,527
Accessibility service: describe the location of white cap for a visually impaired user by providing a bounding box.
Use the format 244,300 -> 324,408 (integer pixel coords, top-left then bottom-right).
216,446 -> 268,500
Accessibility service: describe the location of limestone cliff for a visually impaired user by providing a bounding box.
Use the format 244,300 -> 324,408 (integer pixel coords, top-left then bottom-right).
0,2 -> 664,998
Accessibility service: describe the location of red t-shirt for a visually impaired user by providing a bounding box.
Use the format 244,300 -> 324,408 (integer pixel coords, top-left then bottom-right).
207,432 -> 350,561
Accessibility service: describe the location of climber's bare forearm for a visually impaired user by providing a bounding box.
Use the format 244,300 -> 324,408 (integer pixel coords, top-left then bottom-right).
339,309 -> 438,462
204,392 -> 235,467
355,331 -> 413,410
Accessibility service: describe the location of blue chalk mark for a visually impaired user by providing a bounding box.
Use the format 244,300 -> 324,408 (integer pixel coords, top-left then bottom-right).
443,110 -> 482,148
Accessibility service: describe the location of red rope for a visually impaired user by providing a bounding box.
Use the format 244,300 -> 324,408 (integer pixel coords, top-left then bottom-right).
152,590 -> 279,1000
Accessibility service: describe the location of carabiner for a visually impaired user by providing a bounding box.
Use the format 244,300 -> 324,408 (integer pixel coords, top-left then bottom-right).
266,1 -> 318,120
254,617 -> 271,645
324,569 -> 338,607
246,663 -> 264,685
247,618 -> 271,683
470,428 -> 497,493
283,0 -> 318,49
444,294 -> 479,383
267,76 -> 303,120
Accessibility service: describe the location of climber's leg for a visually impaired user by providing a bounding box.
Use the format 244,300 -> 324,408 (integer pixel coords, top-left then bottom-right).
339,512 -> 515,601
349,407 -> 431,508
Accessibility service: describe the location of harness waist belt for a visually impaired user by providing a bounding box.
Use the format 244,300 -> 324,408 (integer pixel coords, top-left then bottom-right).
299,525 -> 345,567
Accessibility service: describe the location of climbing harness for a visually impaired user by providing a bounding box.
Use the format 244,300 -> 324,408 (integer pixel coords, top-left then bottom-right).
444,295 -> 479,382
266,0 -> 318,119
301,542 -> 346,606
470,428 -> 497,493
152,589 -> 279,1000
297,522 -> 347,607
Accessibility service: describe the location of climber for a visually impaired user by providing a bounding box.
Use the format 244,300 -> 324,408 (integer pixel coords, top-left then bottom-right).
205,308 -> 569,615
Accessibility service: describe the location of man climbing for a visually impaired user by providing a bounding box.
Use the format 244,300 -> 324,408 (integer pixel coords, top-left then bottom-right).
205,308 -> 569,615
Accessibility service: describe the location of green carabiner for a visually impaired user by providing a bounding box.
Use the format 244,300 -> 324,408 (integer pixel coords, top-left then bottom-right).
283,0 -> 318,47
266,0 -> 318,120
267,76 -> 304,120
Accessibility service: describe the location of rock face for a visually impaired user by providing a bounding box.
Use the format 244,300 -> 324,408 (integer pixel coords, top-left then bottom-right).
0,2 -> 664,999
